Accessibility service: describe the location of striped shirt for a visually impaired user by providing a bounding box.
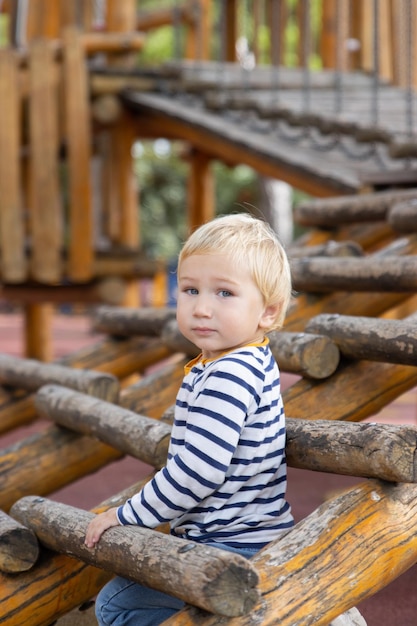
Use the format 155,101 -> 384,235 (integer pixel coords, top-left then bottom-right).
117,339 -> 294,548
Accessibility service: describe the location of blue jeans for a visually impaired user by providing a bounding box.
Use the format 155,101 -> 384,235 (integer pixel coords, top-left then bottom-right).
95,542 -> 259,626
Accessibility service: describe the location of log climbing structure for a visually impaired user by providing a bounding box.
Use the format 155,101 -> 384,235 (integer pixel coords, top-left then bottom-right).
0,1 -> 417,625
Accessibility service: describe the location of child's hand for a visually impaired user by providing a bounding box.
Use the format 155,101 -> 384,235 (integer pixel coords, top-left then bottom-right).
85,507 -> 119,548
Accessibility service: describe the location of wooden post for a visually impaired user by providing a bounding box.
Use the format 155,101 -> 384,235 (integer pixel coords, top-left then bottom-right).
62,26 -> 94,282
187,148 -> 215,232
11,497 -> 260,617
0,49 -> 26,283
28,38 -> 63,284
24,303 -> 54,362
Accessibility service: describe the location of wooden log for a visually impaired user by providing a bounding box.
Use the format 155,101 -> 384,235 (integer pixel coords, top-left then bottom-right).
288,240 -> 363,258
290,256 -> 417,293
268,330 -> 340,379
162,480 -> 417,626
92,305 -> 177,336
294,187 -> 417,227
305,313 -> 417,366
285,418 -> 417,482
11,497 -> 260,618
1,277 -> 130,305
0,509 -> 39,573
0,337 -> 177,437
388,198 -> 417,232
283,358 -> 417,423
35,384 -> 171,469
0,479 -> 148,626
0,354 -> 120,401
0,359 -> 186,512
33,381 -> 417,484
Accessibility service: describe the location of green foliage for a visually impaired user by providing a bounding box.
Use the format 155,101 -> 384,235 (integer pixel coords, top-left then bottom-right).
135,141 -> 259,261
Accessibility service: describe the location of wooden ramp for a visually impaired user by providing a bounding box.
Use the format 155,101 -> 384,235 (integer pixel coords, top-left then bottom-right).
0,187 -> 416,624
90,62 -> 417,197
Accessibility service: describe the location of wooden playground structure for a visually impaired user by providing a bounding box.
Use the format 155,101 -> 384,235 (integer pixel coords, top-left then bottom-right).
0,1 -> 417,624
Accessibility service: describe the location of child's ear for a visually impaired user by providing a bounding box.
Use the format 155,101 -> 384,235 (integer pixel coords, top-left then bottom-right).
259,304 -> 279,329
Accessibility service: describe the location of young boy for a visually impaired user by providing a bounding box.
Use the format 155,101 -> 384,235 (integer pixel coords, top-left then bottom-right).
85,212 -> 294,626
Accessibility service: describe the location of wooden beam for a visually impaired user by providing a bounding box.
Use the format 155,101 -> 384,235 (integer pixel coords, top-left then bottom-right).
186,148 -> 215,231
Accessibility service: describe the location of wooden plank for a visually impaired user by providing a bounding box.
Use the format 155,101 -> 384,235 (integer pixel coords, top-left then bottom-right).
63,26 -> 94,282
0,49 -> 26,282
28,39 -> 63,283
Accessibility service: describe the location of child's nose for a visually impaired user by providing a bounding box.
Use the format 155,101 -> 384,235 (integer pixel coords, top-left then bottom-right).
193,295 -> 211,316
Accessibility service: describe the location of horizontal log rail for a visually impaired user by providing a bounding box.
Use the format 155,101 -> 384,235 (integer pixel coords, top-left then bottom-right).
0,354 -> 119,401
34,383 -> 417,484
285,419 -> 417,483
294,188 -> 417,227
0,336 -> 172,436
305,313 -> 417,366
11,497 -> 260,618
0,510 -> 39,573
290,256 -> 417,293
35,384 -> 171,469
0,479 -> 149,626
388,199 -> 417,232
93,306 -> 341,379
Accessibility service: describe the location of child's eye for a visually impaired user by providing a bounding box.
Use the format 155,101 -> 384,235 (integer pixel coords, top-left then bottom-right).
184,287 -> 198,295
219,290 -> 232,297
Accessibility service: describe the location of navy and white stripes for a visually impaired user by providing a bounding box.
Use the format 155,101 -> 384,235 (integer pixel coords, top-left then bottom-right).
118,340 -> 293,548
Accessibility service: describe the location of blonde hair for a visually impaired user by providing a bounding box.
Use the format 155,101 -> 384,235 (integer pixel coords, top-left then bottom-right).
178,213 -> 292,331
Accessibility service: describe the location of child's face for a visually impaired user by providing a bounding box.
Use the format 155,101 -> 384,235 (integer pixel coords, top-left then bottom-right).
177,253 -> 278,360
